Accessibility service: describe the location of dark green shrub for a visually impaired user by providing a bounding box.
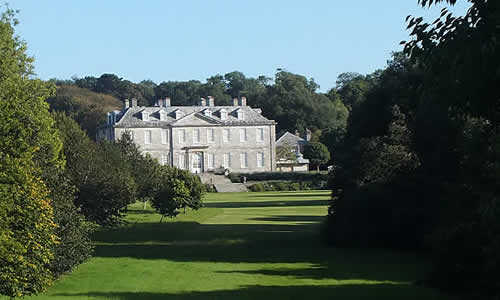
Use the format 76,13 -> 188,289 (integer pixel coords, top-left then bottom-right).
229,172 -> 329,183
248,183 -> 265,192
203,184 -> 216,193
289,183 -> 301,191
228,173 -> 242,183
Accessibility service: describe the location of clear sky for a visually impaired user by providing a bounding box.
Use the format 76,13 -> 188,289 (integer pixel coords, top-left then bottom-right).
12,0 -> 469,91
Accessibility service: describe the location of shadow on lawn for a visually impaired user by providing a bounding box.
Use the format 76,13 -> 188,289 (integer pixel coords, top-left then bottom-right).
252,192 -> 331,198
54,284 -> 444,300
93,219 -> 427,283
248,215 -> 326,223
204,199 -> 329,208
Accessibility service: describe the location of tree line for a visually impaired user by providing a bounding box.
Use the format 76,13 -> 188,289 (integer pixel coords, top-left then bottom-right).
326,1 -> 500,298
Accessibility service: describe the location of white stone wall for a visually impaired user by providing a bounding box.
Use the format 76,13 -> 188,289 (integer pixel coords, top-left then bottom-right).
114,124 -> 275,173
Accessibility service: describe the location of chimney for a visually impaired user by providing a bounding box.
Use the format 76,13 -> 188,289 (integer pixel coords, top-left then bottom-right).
199,98 -> 206,106
233,98 -> 239,106
239,97 -> 247,106
158,99 -> 163,107
124,99 -> 130,108
164,97 -> 171,107
131,98 -> 138,107
305,128 -> 312,142
295,129 -> 300,137
207,96 -> 215,107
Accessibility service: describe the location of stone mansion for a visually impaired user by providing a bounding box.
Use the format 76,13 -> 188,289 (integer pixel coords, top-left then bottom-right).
98,96 -> 277,174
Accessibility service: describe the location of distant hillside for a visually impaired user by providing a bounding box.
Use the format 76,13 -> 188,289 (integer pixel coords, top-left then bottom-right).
47,85 -> 122,138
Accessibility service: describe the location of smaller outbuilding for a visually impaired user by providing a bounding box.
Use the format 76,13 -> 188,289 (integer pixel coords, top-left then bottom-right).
275,130 -> 311,172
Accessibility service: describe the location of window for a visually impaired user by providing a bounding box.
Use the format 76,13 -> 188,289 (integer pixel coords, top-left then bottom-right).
240,152 -> 248,168
207,153 -> 215,169
256,128 -> 264,142
161,154 -> 170,166
237,110 -> 244,120
223,153 -> 231,168
175,110 -> 184,119
142,111 -> 149,121
257,152 -> 264,168
193,129 -> 200,143
161,129 -> 168,144
223,128 -> 230,142
240,128 -> 248,142
178,154 -> 185,169
220,109 -> 228,120
204,110 -> 212,118
159,111 -> 167,121
144,130 -> 152,144
207,128 -> 215,143
178,129 -> 185,143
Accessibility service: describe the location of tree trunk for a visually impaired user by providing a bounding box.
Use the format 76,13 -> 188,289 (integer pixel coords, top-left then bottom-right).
317,165 -> 320,173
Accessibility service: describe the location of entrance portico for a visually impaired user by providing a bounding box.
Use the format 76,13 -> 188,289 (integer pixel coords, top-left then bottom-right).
182,145 -> 209,174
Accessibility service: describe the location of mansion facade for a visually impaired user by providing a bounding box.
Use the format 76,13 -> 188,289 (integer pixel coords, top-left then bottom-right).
98,96 -> 277,174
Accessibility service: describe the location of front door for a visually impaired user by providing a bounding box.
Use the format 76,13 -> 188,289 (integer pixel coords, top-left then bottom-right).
191,152 -> 202,174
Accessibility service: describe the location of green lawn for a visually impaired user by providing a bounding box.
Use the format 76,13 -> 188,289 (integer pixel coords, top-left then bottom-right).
12,191 -> 453,300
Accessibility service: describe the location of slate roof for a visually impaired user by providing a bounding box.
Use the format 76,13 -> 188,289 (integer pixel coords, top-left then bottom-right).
276,132 -> 307,147
111,105 -> 275,128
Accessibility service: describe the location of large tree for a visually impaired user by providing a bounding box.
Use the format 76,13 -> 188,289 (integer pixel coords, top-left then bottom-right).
0,9 -> 58,297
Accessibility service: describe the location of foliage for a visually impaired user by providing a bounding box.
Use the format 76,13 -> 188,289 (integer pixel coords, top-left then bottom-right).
0,9 -> 58,297
229,172 -> 329,183
78,141 -> 137,226
402,0 -> 500,297
54,114 -> 136,226
162,167 -> 204,211
203,183 -> 216,193
248,181 -> 326,192
47,85 -> 121,139
150,174 -> 190,221
303,142 -> 330,171
276,144 -> 297,161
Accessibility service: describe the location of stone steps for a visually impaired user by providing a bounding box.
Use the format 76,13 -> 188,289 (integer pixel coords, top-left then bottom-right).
214,183 -> 248,193
198,173 -> 232,185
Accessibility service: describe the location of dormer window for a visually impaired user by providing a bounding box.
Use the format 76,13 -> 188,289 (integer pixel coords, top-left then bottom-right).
175,110 -> 184,120
159,110 -> 167,121
237,109 -> 244,120
220,109 -> 228,120
141,111 -> 149,121
204,109 -> 212,118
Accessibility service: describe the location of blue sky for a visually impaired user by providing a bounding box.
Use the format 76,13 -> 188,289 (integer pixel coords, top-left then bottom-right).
13,1 -> 469,91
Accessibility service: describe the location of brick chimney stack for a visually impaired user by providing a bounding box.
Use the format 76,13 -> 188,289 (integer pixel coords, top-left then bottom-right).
124,99 -> 130,108
164,97 -> 171,107
131,98 -> 138,107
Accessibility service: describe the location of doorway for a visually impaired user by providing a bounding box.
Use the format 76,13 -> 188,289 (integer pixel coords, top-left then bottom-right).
191,152 -> 203,174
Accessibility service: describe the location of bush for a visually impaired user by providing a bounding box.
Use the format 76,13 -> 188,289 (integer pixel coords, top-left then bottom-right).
247,181 -> 325,192
203,184 -> 216,193
228,172 -> 242,183
229,172 -> 329,183
248,183 -> 265,192
289,183 -> 301,191
326,174 -> 441,249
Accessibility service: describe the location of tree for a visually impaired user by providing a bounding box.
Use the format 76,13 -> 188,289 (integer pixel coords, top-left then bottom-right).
404,1 -> 500,296
47,85 -> 121,139
303,142 -> 330,172
54,114 -> 136,226
0,9 -> 58,297
276,144 -> 297,161
151,175 -> 190,222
